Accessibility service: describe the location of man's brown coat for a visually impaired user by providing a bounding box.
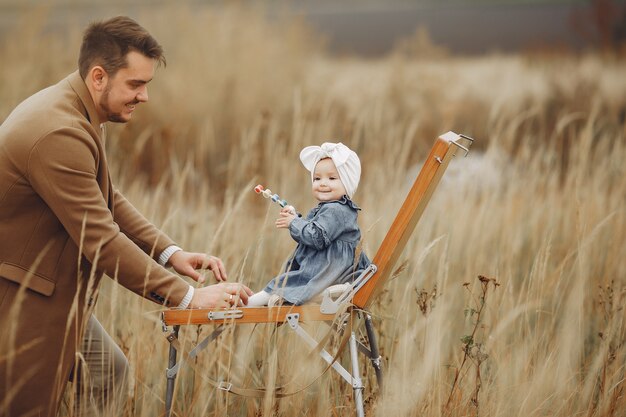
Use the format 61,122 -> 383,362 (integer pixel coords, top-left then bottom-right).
0,71 -> 189,416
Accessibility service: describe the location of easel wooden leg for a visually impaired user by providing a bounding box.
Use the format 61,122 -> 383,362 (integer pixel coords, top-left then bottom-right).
165,325 -> 179,417
364,314 -> 383,392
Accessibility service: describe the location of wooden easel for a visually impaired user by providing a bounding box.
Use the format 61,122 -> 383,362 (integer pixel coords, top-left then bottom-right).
161,131 -> 473,416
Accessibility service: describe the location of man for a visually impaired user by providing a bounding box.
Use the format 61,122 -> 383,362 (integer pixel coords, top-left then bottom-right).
0,16 -> 252,416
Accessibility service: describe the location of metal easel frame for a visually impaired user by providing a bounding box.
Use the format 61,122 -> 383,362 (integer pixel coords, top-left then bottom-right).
163,265 -> 383,417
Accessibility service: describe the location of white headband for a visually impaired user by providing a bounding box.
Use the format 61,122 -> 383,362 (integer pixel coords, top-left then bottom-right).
299,142 -> 361,199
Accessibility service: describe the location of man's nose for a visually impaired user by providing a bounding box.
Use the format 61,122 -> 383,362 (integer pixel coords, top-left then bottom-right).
136,86 -> 149,102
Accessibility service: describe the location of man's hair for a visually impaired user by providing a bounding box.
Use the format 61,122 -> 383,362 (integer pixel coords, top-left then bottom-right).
78,16 -> 166,80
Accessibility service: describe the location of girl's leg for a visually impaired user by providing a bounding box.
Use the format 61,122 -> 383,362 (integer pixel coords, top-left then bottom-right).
247,291 -> 271,306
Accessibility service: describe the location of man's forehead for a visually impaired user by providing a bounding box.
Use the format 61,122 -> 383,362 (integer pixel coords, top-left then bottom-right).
117,51 -> 156,79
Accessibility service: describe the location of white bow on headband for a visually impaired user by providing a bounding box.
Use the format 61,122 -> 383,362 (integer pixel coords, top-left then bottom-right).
299,142 -> 361,199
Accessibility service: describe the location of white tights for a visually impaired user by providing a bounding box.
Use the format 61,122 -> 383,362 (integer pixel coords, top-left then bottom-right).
247,290 -> 271,306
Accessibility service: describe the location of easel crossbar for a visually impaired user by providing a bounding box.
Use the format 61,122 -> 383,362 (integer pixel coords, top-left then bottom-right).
163,304 -> 335,326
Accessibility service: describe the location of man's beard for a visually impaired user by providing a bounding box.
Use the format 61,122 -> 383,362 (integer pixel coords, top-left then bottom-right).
100,85 -> 131,123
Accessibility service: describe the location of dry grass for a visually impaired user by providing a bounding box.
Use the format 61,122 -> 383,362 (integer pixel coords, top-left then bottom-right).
1,3 -> 625,417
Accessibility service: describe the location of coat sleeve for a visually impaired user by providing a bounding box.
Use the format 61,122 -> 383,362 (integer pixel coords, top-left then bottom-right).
112,188 -> 176,261
288,203 -> 355,250
27,128 -> 188,306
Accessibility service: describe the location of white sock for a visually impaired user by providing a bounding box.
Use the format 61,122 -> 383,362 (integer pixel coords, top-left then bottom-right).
247,291 -> 271,306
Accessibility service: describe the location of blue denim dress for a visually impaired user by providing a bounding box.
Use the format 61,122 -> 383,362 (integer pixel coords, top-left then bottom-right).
264,196 -> 370,305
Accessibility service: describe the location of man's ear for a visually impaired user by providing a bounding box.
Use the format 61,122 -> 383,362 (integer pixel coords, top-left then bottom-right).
89,66 -> 108,92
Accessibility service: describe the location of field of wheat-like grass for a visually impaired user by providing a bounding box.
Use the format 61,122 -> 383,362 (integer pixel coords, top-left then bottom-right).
1,4 -> 625,417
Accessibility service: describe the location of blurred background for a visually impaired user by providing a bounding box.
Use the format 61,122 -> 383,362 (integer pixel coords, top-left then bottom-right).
2,0 -> 626,55
1,1 -> 625,416
2,0 -> 624,195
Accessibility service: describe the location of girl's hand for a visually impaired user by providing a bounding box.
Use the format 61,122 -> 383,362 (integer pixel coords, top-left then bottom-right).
276,209 -> 296,229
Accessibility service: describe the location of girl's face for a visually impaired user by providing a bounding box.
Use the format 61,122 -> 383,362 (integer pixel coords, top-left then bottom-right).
311,158 -> 347,202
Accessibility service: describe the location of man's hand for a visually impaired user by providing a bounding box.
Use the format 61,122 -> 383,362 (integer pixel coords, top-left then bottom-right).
275,208 -> 296,229
168,251 -> 227,283
190,282 -> 253,309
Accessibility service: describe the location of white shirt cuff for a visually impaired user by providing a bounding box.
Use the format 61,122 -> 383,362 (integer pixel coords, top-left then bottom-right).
158,245 -> 183,266
178,285 -> 195,309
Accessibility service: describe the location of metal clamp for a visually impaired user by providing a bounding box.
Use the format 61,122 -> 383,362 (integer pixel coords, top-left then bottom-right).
208,310 -> 243,320
372,355 -> 382,368
459,133 -> 475,143
286,313 -> 300,330
320,264 -> 377,314
453,134 -> 475,157
217,381 -> 233,392
160,311 -> 168,332
166,365 -> 178,379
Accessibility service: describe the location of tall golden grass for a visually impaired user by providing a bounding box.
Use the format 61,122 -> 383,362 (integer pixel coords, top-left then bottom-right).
1,3 -> 625,416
